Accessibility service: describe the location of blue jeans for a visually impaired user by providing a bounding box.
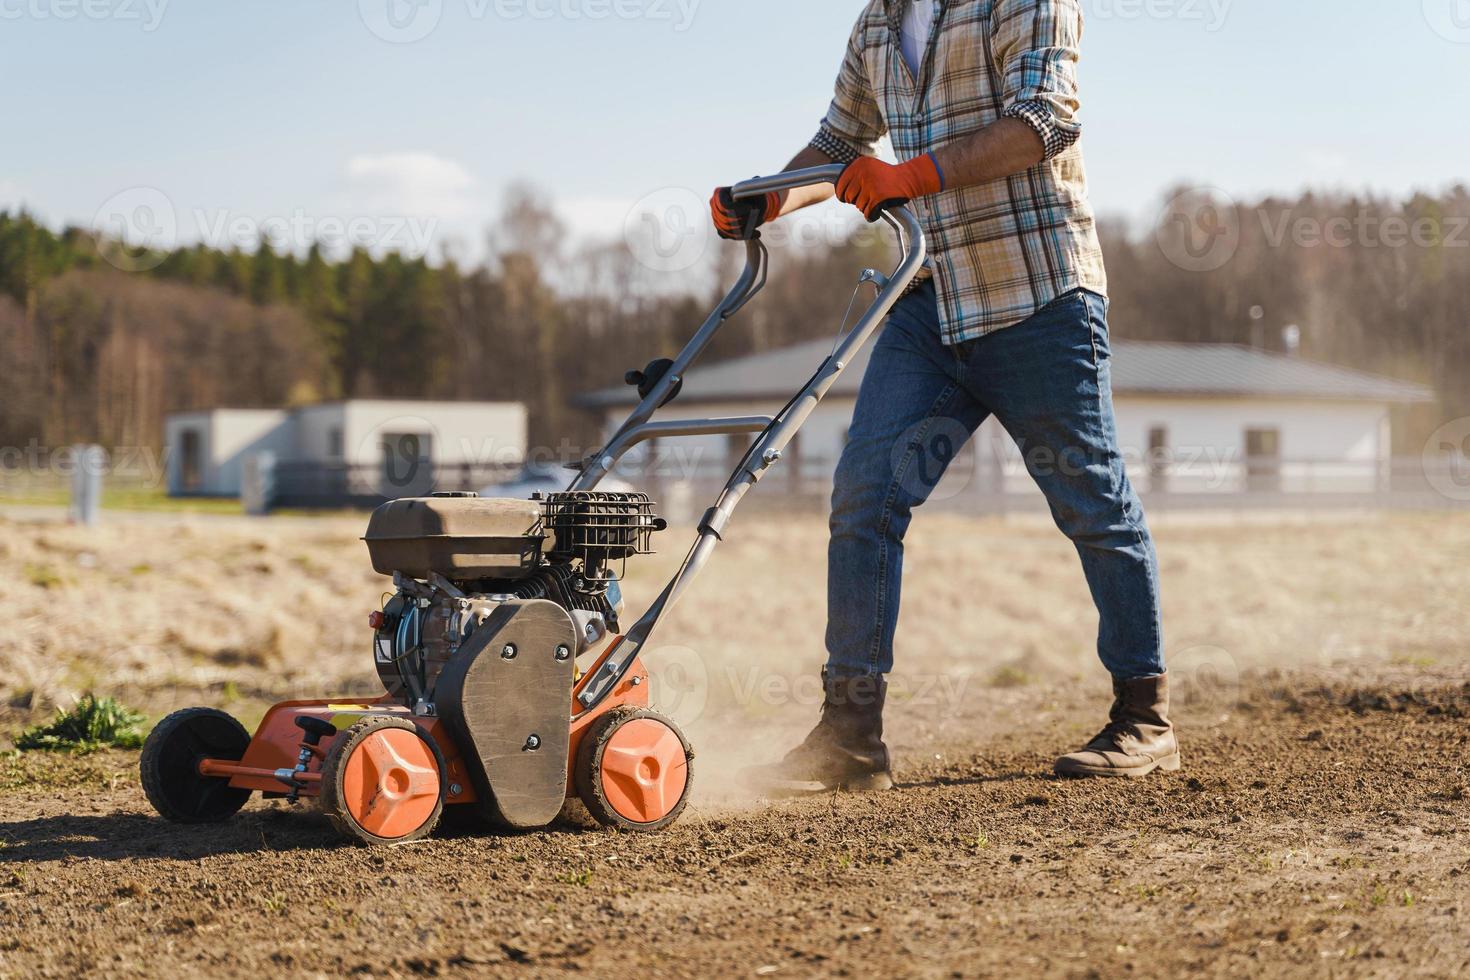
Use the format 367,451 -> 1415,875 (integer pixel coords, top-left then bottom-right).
826,281 -> 1165,680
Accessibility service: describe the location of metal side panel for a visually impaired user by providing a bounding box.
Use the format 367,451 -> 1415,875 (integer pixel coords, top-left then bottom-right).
435,599 -> 577,829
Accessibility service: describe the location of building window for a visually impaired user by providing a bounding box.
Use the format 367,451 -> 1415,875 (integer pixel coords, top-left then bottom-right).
328,427 -> 344,459
381,432 -> 434,497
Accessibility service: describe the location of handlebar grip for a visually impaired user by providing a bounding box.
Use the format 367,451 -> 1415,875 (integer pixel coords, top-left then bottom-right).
865,198 -> 911,224
731,163 -> 847,201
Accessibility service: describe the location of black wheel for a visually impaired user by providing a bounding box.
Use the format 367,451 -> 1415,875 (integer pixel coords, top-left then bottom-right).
320,716 -> 446,846
140,707 -> 253,823
574,707 -> 693,833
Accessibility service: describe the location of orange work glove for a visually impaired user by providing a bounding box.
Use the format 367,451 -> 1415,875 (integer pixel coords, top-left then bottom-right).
710,186 -> 782,240
836,154 -> 945,222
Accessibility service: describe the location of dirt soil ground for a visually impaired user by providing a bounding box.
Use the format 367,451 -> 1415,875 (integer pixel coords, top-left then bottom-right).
2,510 -> 1468,977
2,665 -> 1466,979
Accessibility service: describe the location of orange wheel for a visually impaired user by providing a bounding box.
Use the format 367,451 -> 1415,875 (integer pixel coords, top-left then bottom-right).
320,716 -> 445,846
575,707 -> 692,832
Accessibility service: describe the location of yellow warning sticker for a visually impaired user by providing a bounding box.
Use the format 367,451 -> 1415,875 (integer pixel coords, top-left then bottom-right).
324,705 -> 375,729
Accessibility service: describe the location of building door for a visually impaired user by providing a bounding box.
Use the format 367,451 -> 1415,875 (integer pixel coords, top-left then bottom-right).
1245,428 -> 1281,493
786,432 -> 803,494
381,432 -> 434,499
725,432 -> 751,478
1147,426 -> 1169,494
179,428 -> 203,493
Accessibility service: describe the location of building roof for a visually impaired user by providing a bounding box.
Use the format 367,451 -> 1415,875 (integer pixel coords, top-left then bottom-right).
576,339 -> 1436,409
167,399 -> 521,420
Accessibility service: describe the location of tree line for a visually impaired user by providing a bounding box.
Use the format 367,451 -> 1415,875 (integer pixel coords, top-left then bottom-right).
1,183 -> 1465,462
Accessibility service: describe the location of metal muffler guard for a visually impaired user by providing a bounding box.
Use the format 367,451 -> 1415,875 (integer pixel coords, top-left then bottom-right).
436,599 -> 577,829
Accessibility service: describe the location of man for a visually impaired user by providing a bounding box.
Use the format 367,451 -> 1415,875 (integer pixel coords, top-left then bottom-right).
711,0 -> 1177,789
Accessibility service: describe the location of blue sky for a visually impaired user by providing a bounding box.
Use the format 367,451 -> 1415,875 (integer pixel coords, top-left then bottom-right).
2,0 -> 1467,260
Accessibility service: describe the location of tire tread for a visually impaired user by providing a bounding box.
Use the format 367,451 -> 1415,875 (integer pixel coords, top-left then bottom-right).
319,715 -> 446,846
140,707 -> 252,824
574,707 -> 692,833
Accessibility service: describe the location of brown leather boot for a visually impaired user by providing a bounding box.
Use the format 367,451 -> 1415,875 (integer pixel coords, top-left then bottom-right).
1054,673 -> 1181,778
741,670 -> 894,793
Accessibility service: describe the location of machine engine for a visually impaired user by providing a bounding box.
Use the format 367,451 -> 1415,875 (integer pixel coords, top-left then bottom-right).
363,490 -> 663,706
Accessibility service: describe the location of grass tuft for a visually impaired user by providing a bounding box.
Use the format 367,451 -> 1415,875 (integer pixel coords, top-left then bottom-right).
24,563 -> 64,589
988,665 -> 1032,689
14,695 -> 147,753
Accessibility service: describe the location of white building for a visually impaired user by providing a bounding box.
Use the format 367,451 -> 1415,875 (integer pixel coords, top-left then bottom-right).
164,400 -> 527,501
577,341 -> 1436,509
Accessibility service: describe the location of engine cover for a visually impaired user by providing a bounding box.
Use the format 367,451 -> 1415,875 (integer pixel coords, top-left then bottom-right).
435,599 -> 578,829
363,495 -> 544,580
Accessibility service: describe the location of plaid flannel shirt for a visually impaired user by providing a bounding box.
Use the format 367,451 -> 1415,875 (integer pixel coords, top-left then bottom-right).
811,0 -> 1107,344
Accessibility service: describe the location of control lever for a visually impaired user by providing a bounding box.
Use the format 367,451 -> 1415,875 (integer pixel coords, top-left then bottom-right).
624,358 -> 683,408
281,716 -> 338,803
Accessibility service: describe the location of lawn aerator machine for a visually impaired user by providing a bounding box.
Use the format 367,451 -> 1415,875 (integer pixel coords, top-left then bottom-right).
139,166 -> 926,844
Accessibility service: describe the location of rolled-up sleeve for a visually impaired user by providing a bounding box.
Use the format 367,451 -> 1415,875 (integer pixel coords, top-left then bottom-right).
809,18 -> 886,164
992,0 -> 1084,160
